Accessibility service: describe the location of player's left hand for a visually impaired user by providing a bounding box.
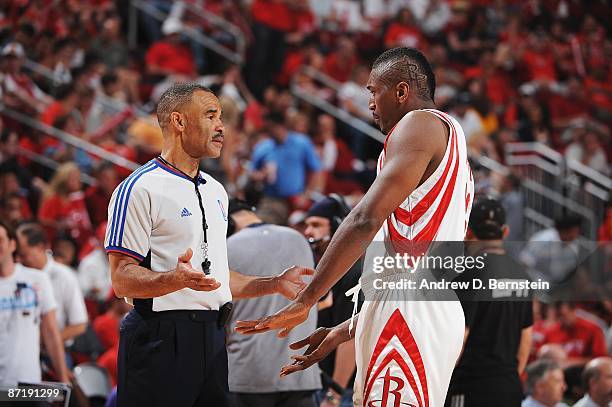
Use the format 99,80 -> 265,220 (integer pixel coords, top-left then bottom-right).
275,266 -> 314,300
279,327 -> 343,377
235,300 -> 312,337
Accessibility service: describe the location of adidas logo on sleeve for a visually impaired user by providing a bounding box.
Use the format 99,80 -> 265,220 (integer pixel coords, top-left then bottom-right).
181,208 -> 192,217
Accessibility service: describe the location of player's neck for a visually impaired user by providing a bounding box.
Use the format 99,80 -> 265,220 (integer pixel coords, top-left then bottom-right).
0,258 -> 16,278
160,147 -> 200,178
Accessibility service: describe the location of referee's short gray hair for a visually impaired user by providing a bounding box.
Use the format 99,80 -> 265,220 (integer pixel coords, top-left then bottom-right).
156,83 -> 213,129
525,359 -> 560,395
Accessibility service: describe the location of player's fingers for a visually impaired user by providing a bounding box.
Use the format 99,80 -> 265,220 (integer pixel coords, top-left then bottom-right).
289,336 -> 311,350
280,364 -> 305,377
278,326 -> 294,338
236,326 -> 272,335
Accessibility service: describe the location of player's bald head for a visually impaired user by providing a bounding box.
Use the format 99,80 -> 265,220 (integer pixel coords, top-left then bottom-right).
156,83 -> 214,129
371,47 -> 435,102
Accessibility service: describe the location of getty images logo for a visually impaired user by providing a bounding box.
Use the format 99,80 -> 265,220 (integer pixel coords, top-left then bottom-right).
181,208 -> 192,218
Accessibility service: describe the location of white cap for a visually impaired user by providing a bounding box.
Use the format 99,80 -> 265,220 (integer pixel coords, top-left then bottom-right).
2,42 -> 24,57
162,18 -> 183,36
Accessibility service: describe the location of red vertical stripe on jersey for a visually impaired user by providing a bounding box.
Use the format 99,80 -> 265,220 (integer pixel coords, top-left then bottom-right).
393,123 -> 456,227
413,119 -> 459,242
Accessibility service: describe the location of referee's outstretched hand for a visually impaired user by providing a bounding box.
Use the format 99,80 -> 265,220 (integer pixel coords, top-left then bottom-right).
175,248 -> 221,291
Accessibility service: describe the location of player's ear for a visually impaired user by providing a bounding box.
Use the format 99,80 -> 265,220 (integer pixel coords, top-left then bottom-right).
397,82 -> 409,102
171,112 -> 185,131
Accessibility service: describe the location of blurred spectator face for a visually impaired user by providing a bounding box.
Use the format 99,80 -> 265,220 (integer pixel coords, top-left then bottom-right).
337,37 -> 355,60
589,359 -> 612,404
3,54 -> 23,74
398,8 -> 414,25
268,121 -> 288,143
0,172 -> 20,196
102,16 -> 121,40
289,112 -> 309,134
556,303 -> 576,328
16,231 -> 46,269
583,131 -> 601,154
66,167 -> 83,193
535,368 -> 567,406
352,65 -> 369,85
0,224 -> 16,263
317,114 -> 335,136
557,224 -> 580,242
53,237 -> 76,267
97,166 -> 119,195
1,195 -> 24,228
303,216 -> 331,252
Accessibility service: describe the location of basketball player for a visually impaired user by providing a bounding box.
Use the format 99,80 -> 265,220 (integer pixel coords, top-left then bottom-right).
237,47 -> 474,407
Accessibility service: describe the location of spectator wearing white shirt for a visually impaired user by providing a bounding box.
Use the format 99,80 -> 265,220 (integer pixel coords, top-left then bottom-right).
574,357 -> 612,407
16,222 -> 88,343
0,221 -> 70,385
78,223 -> 111,302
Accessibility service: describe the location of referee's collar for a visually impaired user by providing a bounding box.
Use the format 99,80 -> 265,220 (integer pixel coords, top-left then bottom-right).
154,158 -> 206,185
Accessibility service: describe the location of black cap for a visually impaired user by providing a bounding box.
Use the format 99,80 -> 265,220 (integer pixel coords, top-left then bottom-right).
306,197 -> 339,222
228,198 -> 256,216
468,197 -> 505,240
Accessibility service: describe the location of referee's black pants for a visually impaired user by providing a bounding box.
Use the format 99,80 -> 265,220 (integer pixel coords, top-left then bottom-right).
117,308 -> 230,407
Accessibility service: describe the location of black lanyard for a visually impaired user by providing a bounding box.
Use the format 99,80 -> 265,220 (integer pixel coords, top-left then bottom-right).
157,156 -> 211,274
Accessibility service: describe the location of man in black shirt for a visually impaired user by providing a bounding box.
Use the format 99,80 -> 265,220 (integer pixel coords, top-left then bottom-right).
446,197 -> 534,407
302,195 -> 362,406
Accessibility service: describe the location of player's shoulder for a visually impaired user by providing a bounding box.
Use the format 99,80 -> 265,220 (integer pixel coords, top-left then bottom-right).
390,109 -> 448,146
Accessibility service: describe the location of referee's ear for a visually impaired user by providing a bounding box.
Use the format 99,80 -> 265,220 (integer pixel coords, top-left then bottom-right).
170,112 -> 185,131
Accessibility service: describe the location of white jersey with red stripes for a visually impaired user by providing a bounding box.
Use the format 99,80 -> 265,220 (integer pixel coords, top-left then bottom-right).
376,108 -> 474,249
352,109 -> 474,407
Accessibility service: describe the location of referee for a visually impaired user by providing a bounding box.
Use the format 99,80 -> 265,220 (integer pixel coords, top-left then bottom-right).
105,83 -> 312,407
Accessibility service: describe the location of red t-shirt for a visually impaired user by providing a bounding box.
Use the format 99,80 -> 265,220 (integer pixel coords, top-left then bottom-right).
145,41 -> 195,76
543,317 -> 607,358
251,0 -> 293,32
384,23 -> 423,49
324,53 -> 357,83
93,312 -> 120,351
85,187 -> 111,228
97,345 -> 118,387
522,49 -> 557,82
40,101 -> 66,126
38,192 -> 93,244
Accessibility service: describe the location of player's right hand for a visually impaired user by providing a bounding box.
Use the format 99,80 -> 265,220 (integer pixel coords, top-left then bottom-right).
235,300 -> 311,337
175,248 -> 221,291
279,327 -> 343,377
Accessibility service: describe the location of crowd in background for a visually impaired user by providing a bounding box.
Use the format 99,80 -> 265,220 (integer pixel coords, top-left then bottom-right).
0,0 -> 611,405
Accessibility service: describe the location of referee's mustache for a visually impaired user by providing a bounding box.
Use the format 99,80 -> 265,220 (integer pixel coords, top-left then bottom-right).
213,132 -> 224,140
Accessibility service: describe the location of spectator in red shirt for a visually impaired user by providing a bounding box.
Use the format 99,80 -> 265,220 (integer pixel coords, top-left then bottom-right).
85,162 -> 119,228
38,162 -> 93,248
93,291 -> 131,351
543,302 -> 608,365
522,31 -> 558,84
324,36 -> 358,83
145,19 -> 196,78
384,8 -> 424,50
246,0 -> 296,99
98,344 -> 118,387
39,83 -> 79,128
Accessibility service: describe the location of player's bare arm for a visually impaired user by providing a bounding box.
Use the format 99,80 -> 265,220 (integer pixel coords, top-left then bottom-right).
236,110 -> 446,336
109,248 -> 220,298
230,266 -> 314,300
